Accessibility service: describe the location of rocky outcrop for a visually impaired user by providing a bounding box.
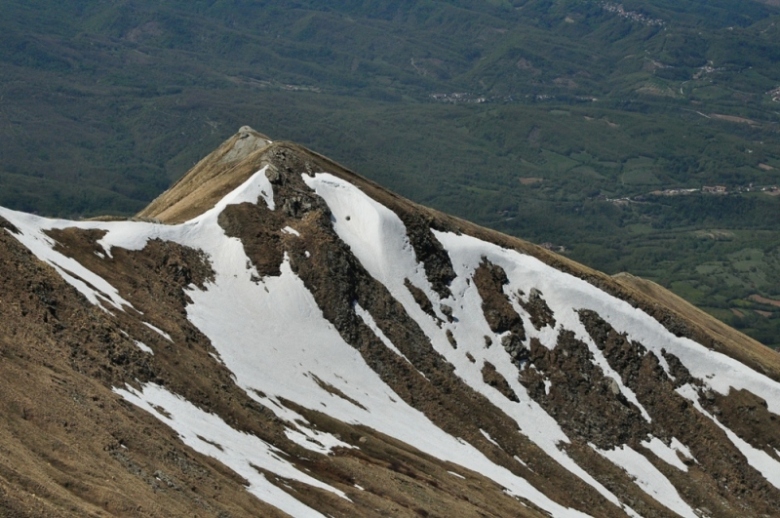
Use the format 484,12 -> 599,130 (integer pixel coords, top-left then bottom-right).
518,288 -> 556,330
472,258 -> 527,365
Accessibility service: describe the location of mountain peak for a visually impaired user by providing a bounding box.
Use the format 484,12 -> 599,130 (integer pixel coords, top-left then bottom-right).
137,126 -> 273,223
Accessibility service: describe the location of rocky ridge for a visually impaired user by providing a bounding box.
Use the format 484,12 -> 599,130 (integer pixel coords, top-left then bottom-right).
1,127 -> 780,517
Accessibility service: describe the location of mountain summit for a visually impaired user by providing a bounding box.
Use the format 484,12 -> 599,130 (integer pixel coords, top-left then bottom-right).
2,128 -> 780,517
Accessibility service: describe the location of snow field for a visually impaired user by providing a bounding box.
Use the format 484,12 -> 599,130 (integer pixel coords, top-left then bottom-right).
304,173 -> 632,515
0,207 -> 136,313
79,170 -> 593,518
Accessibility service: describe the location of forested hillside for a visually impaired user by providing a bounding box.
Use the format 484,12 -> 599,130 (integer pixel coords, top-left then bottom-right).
2,0 -> 780,345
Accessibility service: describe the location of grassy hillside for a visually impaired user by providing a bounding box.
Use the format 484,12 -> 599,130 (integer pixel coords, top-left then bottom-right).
2,0 -> 780,346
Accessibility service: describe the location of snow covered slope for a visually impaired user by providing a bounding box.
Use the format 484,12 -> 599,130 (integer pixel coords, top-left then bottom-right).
2,129 -> 780,518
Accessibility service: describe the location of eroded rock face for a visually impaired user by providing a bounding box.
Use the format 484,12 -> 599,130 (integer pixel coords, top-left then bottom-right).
519,334 -> 651,449
518,288 -> 556,331
481,361 -> 519,402
394,212 -> 456,299
578,309 -> 780,516
472,259 -> 527,366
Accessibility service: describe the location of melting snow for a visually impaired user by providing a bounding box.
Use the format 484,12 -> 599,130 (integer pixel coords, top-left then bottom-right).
592,443 -> 698,518
641,436 -> 690,471
134,340 -> 154,355
115,383 -> 343,517
676,384 -> 780,490
143,322 -> 173,342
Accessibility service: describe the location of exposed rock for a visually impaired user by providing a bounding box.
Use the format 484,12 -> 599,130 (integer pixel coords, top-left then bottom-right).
703,388 -> 780,456
219,126 -> 271,164
440,304 -> 454,322
481,361 -> 519,402
0,215 -> 20,234
404,278 -> 438,321
394,212 -> 456,299
445,329 -> 457,348
473,258 -> 526,365
578,309 -> 780,515
518,288 -> 556,331
519,333 -> 651,449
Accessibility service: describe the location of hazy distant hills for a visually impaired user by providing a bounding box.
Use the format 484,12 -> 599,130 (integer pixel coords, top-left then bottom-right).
2,0 -> 780,346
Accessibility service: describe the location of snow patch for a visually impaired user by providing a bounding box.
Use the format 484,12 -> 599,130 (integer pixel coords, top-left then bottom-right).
134,340 -> 154,355
676,384 -> 780,489
114,383 -> 344,517
480,429 -> 501,448
284,426 -> 352,455
641,436 -> 689,471
143,322 -> 173,342
592,443 -> 698,518
354,303 -> 410,363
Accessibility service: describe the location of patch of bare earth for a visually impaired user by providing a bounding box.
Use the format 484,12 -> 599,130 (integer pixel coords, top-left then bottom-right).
710,113 -> 758,125
750,294 -> 780,308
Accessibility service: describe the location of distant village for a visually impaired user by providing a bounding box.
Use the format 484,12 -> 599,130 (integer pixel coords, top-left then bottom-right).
604,183 -> 780,205
600,2 -> 665,27
646,183 -> 780,197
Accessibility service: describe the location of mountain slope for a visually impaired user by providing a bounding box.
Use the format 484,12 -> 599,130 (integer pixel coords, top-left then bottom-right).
2,129 -> 780,517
